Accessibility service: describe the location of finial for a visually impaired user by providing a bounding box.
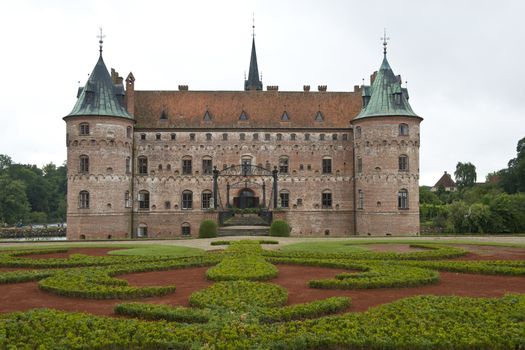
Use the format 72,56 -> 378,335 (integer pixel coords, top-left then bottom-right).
252,13 -> 255,38
97,27 -> 106,55
381,28 -> 390,56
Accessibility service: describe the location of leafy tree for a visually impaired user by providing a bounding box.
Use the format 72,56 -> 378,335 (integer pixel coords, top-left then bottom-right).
419,187 -> 441,205
454,162 -> 477,189
499,137 -> 525,194
0,175 -> 30,225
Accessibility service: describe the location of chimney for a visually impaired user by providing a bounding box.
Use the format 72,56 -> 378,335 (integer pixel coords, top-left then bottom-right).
318,85 -> 327,92
125,72 -> 135,116
303,85 -> 310,92
178,85 -> 188,91
266,85 -> 279,91
370,71 -> 378,85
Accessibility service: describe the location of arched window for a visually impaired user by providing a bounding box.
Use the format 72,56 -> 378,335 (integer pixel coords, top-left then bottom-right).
182,190 -> 193,209
125,157 -> 131,174
126,126 -> 132,138
399,155 -> 409,172
357,189 -> 364,209
322,156 -> 332,174
138,190 -> 150,209
201,190 -> 212,209
399,123 -> 409,136
79,191 -> 89,209
79,155 -> 89,173
138,156 -> 148,175
322,190 -> 332,209
182,156 -> 192,175
79,123 -> 90,135
202,156 -> 213,175
279,156 -> 289,174
398,189 -> 409,209
124,191 -> 131,208
181,222 -> 191,236
279,190 -> 290,208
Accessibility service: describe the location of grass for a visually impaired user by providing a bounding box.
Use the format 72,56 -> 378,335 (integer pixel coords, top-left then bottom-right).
280,241 -> 367,254
107,245 -> 204,257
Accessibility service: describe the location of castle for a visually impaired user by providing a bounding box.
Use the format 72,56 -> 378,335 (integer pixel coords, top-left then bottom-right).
64,32 -> 422,239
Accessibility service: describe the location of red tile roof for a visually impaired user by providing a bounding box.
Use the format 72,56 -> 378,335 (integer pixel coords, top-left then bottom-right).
433,172 -> 456,188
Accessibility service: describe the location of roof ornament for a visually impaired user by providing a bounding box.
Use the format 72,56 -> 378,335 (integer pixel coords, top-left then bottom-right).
97,27 -> 105,55
252,13 -> 255,38
381,28 -> 390,57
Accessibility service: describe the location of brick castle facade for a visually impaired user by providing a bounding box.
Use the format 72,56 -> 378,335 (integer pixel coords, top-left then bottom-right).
64,34 -> 422,239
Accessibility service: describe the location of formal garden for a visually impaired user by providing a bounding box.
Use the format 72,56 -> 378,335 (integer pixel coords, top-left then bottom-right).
0,238 -> 524,349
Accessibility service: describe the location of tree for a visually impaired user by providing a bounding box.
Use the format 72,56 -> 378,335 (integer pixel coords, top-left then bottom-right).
499,137 -> 525,194
0,175 -> 30,225
454,162 -> 477,189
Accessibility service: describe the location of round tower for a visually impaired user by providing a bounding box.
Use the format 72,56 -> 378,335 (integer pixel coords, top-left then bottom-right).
63,40 -> 134,240
351,44 -> 422,236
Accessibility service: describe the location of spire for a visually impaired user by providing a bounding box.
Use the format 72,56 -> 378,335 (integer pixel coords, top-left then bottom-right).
97,27 -> 105,55
355,33 -> 419,120
244,17 -> 263,91
66,31 -> 132,119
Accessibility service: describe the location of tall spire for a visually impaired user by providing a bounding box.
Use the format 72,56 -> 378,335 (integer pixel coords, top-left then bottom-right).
381,28 -> 389,57
244,16 -> 263,91
97,27 -> 105,55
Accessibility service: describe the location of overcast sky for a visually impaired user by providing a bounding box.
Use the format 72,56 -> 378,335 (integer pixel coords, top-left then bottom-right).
0,0 -> 523,186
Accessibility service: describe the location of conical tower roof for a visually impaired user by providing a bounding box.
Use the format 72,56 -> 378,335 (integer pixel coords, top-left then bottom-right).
355,54 -> 418,120
244,38 -> 263,91
66,53 -> 132,119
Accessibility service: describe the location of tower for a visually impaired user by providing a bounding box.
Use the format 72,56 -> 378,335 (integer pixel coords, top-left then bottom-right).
63,33 -> 134,239
351,36 -> 422,235
244,22 -> 263,91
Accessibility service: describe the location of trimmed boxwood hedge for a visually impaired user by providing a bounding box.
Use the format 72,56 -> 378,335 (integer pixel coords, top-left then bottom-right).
115,303 -> 209,323
259,297 -> 351,323
270,220 -> 290,237
198,219 -> 218,238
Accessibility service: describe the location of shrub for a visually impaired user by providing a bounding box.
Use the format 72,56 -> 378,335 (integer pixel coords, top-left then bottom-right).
198,220 -> 218,238
115,303 -> 209,323
270,220 -> 290,237
259,297 -> 351,323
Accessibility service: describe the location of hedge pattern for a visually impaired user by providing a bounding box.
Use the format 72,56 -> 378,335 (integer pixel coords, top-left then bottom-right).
258,297 -> 351,323
115,303 -> 209,323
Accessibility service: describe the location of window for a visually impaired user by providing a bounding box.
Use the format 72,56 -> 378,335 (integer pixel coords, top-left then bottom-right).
296,198 -> 303,206
155,133 -> 161,140
164,201 -> 171,209
399,123 -> 409,136
276,133 -> 282,141
304,133 -> 310,141
171,133 -> 176,140
332,134 -> 338,141
253,133 -> 259,141
398,189 -> 409,209
167,164 -> 171,171
265,133 -> 270,141
357,157 -> 363,173
322,191 -> 332,208
222,133 -> 228,141
291,133 -> 296,141
140,133 -> 146,140
79,123 -> 90,135
322,158 -> 332,174
182,157 -> 192,175
158,164 -> 162,171
202,157 -> 213,175
138,191 -> 150,209
342,134 -> 348,141
358,190 -> 364,209
124,191 -> 131,208
126,126 -> 132,138
137,225 -> 148,237
280,191 -> 290,208
319,134 -> 325,141
125,157 -> 131,174
201,191 -> 212,209
240,133 -> 245,141
241,157 -> 252,175
355,126 -> 361,138
79,191 -> 89,208
299,164 -> 304,171
206,133 -> 212,141
79,155 -> 89,173
399,155 -> 409,172
279,157 -> 289,174
138,156 -> 148,175
315,111 -> 324,121
182,190 -> 193,209
307,164 -> 312,171
239,111 -> 248,120
189,133 -> 195,141
181,222 -> 191,236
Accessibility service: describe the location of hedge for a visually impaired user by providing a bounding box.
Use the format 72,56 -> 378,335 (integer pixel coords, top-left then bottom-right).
198,219 -> 218,238
115,303 -> 209,323
210,239 -> 278,246
399,259 -> 525,275
189,281 -> 288,311
270,220 -> 290,237
259,297 -> 351,323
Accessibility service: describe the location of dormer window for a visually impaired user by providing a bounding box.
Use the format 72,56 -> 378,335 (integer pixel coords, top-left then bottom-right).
394,92 -> 402,105
281,111 -> 289,121
239,111 -> 248,121
160,110 -> 168,120
315,111 -> 324,122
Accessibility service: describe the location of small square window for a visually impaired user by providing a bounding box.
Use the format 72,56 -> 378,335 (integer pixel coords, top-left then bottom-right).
171,133 -> 176,140
140,133 -> 146,140
206,133 -> 212,141
190,133 -> 195,141
156,133 -> 161,140
305,133 -> 310,141
307,164 -> 312,170
319,134 -> 325,141
253,133 -> 259,141
342,134 -> 348,141
276,134 -> 282,141
332,134 -> 337,141
265,133 -> 270,141
240,133 -> 245,141
291,133 -> 296,141
164,201 -> 171,209
299,164 -> 304,170
222,133 -> 228,141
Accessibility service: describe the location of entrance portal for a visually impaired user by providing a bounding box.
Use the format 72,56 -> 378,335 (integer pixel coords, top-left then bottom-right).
233,188 -> 259,209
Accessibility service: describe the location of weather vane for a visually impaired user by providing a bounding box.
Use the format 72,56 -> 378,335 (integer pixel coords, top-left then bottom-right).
252,13 -> 255,38
97,27 -> 106,54
381,28 -> 390,56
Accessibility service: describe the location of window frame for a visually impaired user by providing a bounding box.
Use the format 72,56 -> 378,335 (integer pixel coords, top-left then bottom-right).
79,155 -> 89,173
322,157 -> 332,174
398,189 -> 409,209
399,155 -> 409,172
138,191 -> 150,210
201,191 -> 212,209
79,123 -> 90,135
399,123 -> 409,136
182,190 -> 193,210
322,191 -> 332,209
279,156 -> 289,174
79,191 -> 90,209
202,158 -> 213,175
182,158 -> 192,175
279,191 -> 290,208
137,156 -> 148,175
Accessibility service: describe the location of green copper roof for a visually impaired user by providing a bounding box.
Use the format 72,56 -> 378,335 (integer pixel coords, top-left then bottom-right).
66,54 -> 132,119
244,38 -> 263,91
355,56 -> 418,120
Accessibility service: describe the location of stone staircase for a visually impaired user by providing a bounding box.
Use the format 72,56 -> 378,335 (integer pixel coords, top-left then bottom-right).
219,213 -> 270,236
